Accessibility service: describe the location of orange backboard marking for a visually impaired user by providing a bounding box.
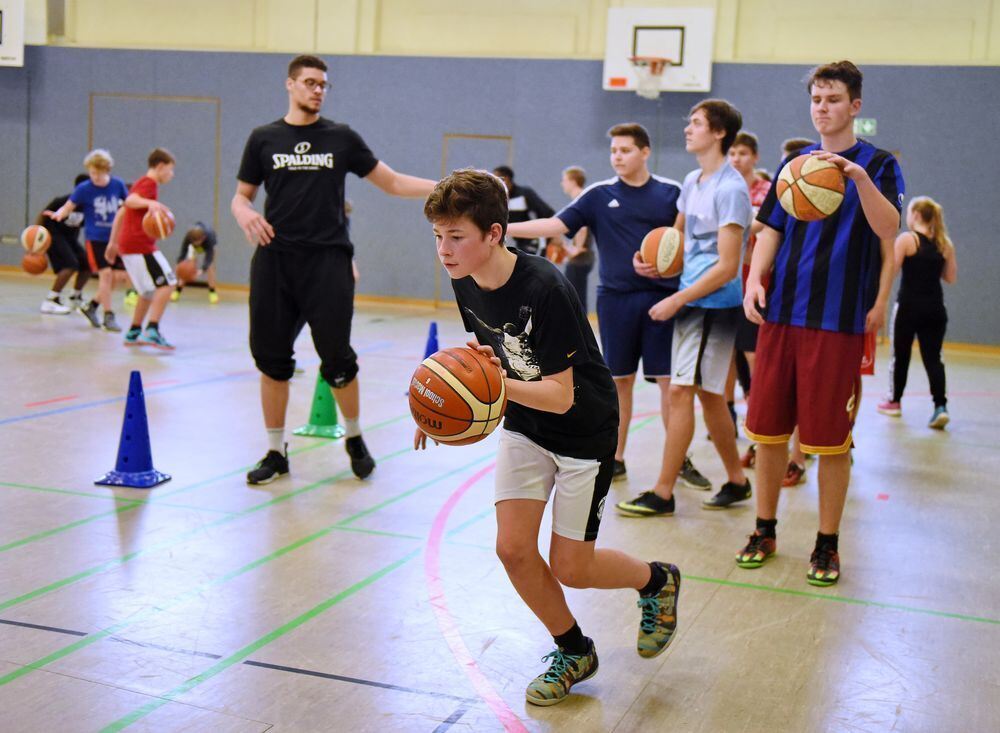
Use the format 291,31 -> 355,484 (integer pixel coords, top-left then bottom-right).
609,77 -> 628,87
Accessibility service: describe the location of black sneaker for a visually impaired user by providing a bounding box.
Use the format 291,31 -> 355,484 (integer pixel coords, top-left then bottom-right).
345,435 -> 375,479
102,312 -> 122,333
679,457 -> 711,491
80,301 -> 101,328
612,459 -> 627,482
702,479 -> 752,510
616,491 -> 674,517
247,447 -> 289,485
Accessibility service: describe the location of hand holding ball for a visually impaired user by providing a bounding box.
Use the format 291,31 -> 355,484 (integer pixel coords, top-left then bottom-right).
409,347 -> 507,446
640,226 -> 684,278
776,155 -> 846,221
175,259 -> 198,283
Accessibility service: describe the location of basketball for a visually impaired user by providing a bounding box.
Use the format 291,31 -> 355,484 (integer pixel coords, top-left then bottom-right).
21,252 -> 48,275
175,259 -> 198,282
142,208 -> 175,240
640,226 -> 684,278
776,155 -> 846,221
21,225 -> 51,254
409,347 -> 507,446
545,241 -> 567,264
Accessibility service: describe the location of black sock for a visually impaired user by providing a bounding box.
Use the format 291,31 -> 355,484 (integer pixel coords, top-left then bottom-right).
147,321 -> 159,331
208,287 -> 216,293
553,622 -> 588,655
756,517 -> 778,538
89,299 -> 99,308
639,561 -> 668,597
816,532 -> 838,552
175,286 -> 183,293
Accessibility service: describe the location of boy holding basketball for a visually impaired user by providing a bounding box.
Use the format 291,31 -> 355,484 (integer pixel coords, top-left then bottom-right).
107,148 -> 178,349
172,221 -> 219,303
420,168 -> 681,707
738,61 -> 902,586
507,123 -> 711,492
617,99 -> 753,518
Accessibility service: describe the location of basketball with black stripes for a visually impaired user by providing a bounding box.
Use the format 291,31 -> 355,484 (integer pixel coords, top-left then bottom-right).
776,155 -> 846,221
142,208 -> 176,240
409,347 -> 507,446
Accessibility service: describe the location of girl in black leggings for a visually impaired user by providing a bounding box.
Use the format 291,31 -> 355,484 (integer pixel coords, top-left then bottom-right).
878,197 -> 958,428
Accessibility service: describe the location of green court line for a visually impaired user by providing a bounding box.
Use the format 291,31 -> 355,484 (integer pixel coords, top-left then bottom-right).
98,550 -> 420,732
0,453 -> 496,690
0,482 -> 237,517
685,574 -> 1000,626
0,414 -> 409,555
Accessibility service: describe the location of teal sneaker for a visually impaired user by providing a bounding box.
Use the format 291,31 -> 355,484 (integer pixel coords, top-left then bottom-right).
140,327 -> 175,351
525,641 -> 598,706
929,406 -> 950,430
123,327 -> 142,346
637,562 -> 681,658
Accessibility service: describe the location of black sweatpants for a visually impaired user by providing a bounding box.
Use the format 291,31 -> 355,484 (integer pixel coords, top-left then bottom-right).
889,301 -> 947,407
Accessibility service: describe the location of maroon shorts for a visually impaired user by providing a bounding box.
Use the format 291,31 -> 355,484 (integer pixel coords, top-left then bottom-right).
745,322 -> 864,455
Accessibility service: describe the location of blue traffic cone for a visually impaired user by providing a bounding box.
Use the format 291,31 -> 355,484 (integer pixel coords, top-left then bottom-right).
95,371 -> 171,488
293,373 -> 345,439
424,321 -> 439,359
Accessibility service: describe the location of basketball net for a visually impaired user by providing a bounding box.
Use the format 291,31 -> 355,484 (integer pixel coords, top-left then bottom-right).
629,56 -> 669,100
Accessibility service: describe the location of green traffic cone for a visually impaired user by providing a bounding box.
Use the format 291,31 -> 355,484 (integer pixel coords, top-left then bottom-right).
293,374 -> 345,439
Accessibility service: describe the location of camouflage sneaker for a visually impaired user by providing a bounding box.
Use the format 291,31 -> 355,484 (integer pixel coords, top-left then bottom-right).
735,531 -> 777,569
636,562 -> 681,658
525,640 -> 599,706
807,546 -> 841,587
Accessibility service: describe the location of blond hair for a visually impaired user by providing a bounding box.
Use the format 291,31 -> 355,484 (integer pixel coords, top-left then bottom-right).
909,196 -> 953,255
83,148 -> 114,171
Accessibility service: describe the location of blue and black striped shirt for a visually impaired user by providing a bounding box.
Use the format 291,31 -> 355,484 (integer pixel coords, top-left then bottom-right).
757,140 -> 904,334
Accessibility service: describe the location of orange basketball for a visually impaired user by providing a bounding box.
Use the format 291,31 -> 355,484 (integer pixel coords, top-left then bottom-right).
175,259 -> 198,282
545,241 -> 567,264
142,208 -> 175,240
409,347 -> 507,446
21,252 -> 48,275
21,225 -> 51,254
776,155 -> 846,221
640,226 -> 684,278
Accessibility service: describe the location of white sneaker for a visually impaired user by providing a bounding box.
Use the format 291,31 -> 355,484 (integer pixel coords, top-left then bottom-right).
41,299 -> 71,315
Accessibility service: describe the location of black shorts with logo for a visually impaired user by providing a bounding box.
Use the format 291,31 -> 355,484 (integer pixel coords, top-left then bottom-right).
249,245 -> 357,386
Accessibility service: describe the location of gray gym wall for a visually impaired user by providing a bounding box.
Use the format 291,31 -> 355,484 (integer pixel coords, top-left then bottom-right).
1,47 -> 996,345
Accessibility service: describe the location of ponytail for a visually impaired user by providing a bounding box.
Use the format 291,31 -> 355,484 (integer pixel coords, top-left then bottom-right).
909,197 -> 953,255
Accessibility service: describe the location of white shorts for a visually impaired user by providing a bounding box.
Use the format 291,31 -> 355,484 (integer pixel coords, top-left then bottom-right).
121,251 -> 176,298
494,429 -> 613,542
670,306 -> 740,395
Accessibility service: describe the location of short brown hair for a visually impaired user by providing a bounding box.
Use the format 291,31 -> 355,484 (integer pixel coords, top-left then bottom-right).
424,169 -> 508,239
607,123 -> 651,150
731,131 -> 759,155
806,60 -> 863,100
288,54 -> 327,79
148,147 -> 175,168
690,99 -> 742,154
781,137 -> 816,157
562,166 -> 586,188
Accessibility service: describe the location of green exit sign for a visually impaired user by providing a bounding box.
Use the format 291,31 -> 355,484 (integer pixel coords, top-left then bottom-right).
854,118 -> 877,135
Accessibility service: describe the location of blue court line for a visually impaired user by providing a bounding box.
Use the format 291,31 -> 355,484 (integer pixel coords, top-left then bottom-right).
0,340 -> 396,427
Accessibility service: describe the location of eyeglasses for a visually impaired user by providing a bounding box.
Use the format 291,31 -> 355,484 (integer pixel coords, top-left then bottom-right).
298,78 -> 331,92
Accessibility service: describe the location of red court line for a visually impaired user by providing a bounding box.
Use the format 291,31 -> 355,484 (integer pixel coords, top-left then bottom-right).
24,395 -> 78,408
425,462 -> 529,733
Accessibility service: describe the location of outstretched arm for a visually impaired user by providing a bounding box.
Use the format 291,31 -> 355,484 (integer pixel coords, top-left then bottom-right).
810,151 -> 900,239
507,217 -> 569,240
365,161 -> 436,198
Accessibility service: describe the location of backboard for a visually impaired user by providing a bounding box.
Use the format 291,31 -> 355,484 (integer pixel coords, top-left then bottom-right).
603,7 -> 715,94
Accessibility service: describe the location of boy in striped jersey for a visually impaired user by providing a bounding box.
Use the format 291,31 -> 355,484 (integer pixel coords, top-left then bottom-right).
738,61 -> 903,586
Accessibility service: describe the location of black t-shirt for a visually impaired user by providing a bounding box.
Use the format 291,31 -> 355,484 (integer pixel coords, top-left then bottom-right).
453,250 -> 619,459
179,221 -> 217,267
44,195 -> 83,247
507,183 -> 555,254
237,117 -> 379,252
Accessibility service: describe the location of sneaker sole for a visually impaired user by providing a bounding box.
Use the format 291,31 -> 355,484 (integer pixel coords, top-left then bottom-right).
877,408 -> 901,417
611,473 -> 628,483
807,575 -> 838,587
929,416 -> 950,429
736,553 -> 774,569
680,477 -> 712,491
525,660 -> 599,707
701,499 -> 749,510
246,471 -> 289,486
616,504 -> 673,517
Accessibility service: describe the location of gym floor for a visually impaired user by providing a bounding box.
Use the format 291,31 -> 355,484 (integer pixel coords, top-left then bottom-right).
1,273 -> 998,732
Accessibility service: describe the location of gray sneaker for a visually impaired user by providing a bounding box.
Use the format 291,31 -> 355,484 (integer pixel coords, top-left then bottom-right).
79,301 -> 101,328
102,312 -> 122,332
679,457 -> 711,491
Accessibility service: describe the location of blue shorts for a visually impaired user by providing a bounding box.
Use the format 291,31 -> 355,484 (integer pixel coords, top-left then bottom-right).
597,290 -> 675,378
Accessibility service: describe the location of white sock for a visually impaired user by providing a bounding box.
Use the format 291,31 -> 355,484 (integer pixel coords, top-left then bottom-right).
47,291 -> 61,301
267,427 -> 285,454
343,416 -> 361,439
70,289 -> 82,299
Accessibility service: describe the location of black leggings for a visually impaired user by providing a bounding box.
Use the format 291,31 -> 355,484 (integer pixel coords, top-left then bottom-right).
889,302 -> 947,407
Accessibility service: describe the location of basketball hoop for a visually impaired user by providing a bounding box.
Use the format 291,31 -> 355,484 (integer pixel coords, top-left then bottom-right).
629,56 -> 670,100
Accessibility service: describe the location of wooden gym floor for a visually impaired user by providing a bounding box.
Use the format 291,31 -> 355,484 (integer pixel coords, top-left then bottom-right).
1,272 -> 998,732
